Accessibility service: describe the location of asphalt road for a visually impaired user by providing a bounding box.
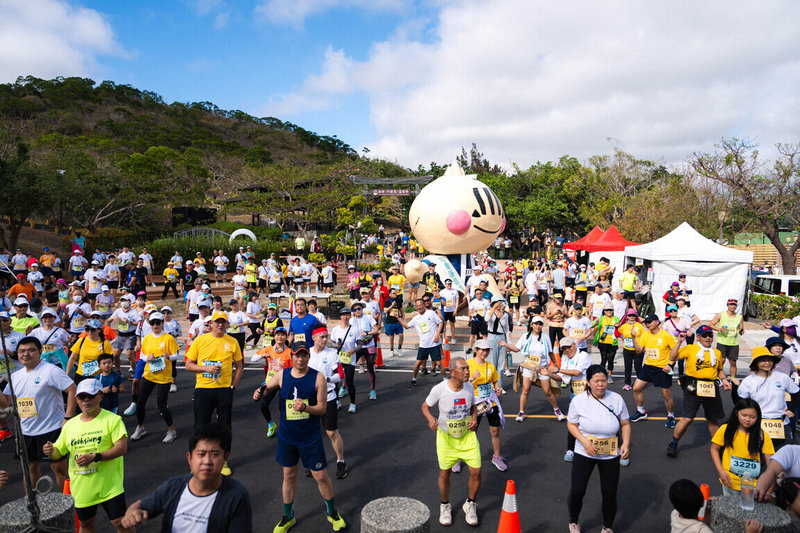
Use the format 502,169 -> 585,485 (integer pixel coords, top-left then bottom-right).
0,366 -> 732,533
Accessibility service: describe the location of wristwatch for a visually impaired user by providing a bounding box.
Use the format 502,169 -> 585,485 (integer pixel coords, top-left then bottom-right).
93,453 -> 103,462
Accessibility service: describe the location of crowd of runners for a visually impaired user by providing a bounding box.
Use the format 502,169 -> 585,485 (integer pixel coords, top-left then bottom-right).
1,241 -> 800,532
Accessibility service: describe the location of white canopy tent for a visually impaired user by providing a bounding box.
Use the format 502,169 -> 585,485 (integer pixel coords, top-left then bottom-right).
624,222 -> 754,320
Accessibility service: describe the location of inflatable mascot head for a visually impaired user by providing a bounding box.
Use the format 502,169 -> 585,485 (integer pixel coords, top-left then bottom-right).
408,162 -> 505,255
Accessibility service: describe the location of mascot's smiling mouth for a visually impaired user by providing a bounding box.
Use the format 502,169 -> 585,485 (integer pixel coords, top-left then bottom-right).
473,224 -> 502,234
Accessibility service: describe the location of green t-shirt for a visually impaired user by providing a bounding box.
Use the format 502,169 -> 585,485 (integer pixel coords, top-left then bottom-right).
620,272 -> 637,292
11,316 -> 39,334
54,409 -> 127,507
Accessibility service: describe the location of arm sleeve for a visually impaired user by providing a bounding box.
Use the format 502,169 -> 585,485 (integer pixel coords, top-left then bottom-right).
139,478 -> 182,518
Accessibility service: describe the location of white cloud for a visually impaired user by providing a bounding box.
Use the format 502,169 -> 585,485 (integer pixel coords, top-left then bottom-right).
254,0 -> 409,28
268,0 -> 800,167
0,0 -> 125,82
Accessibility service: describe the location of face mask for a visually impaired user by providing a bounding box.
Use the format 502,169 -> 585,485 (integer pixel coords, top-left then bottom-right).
786,326 -> 797,338
121,301 -> 131,309
72,295 -> 82,303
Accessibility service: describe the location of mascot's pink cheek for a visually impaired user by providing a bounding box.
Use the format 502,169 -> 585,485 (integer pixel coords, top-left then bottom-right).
500,217 -> 506,234
446,209 -> 471,235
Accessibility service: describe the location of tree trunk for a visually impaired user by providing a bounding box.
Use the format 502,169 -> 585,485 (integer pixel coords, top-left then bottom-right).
8,220 -> 23,251
765,228 -> 798,275
0,224 -> 7,250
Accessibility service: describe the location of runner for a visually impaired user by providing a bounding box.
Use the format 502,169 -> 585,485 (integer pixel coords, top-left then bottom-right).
67,319 -> 114,383
666,326 -> 731,458
563,304 -> 592,354
421,356 -> 480,527
108,297 -> 142,375
29,308 -> 71,370
545,292 -> 569,348
663,303 -> 698,376
252,327 -> 292,436
130,312 -> 180,444
213,249 -> 230,286
11,297 -> 39,334
0,336 -> 76,489
440,279 -> 460,342
383,288 -> 404,357
592,303 -> 620,383
709,298 -> 745,385
630,314 -> 677,427
85,261 -> 107,307
185,310 -> 244,476
737,347 -> 798,450
350,301 -> 379,398
263,342 -> 346,532
43,379 -> 131,533
486,296 -> 512,383
121,423 -> 253,531
589,284 -> 611,322
308,327 -> 348,479
615,309 -> 644,391
400,298 -> 444,388
96,285 -> 115,322
330,308 -> 359,412
566,365 -> 631,533
466,289 -> 489,355
466,339 -> 508,471
549,337 -> 594,462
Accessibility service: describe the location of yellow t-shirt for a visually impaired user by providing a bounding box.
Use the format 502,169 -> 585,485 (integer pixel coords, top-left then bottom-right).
244,263 -> 258,283
680,345 -> 725,381
387,274 -> 407,291
638,329 -> 675,368
71,338 -> 114,377
712,424 -> 774,490
467,358 -> 499,405
596,316 -> 618,345
185,334 -> 243,388
162,268 -> 179,282
141,333 -> 180,384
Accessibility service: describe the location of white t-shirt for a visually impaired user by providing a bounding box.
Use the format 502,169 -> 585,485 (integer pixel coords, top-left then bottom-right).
611,298 -> 628,320
515,332 -> 552,372
322,266 -> 334,283
267,268 -> 282,284
172,484 -> 219,533
117,251 -> 135,266
308,347 -> 340,401
738,372 -> 799,420
564,316 -> 593,350
84,269 -> 106,294
300,264 -> 313,279
440,288 -> 459,312
589,293 -> 611,318
110,308 -> 142,335
66,302 -> 92,333
232,274 -> 247,291
330,324 -> 359,354
425,380 -> 475,436
139,253 -> 153,269
312,311 -> 327,325
213,256 -> 229,271
1,329 -> 24,356
103,263 -> 120,282
27,271 -> 44,292
4,360 -> 74,436
771,445 -> 800,477
226,310 -> 248,335
469,299 -> 490,318
30,326 -> 71,360
559,350 -> 592,384
409,310 -> 442,348
351,315 -> 378,348
188,318 -> 209,340
567,390 -> 629,460
257,266 -> 269,280
524,273 -> 537,296
246,301 -> 262,324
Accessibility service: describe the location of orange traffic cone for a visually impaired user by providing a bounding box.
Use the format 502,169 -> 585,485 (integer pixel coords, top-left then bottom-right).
63,478 -> 79,532
376,334 -> 384,367
442,338 -> 451,370
497,479 -> 521,533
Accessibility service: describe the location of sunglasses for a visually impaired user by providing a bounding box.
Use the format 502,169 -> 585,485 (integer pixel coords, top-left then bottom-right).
76,393 -> 97,401
699,333 -> 714,338
150,320 -> 163,325
85,327 -> 98,332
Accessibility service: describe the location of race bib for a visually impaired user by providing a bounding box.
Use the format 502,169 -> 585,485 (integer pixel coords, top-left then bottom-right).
645,347 -> 660,362
446,418 -> 468,439
286,399 -> 310,420
570,328 -> 585,339
167,273 -> 175,281
762,419 -> 785,440
42,344 -> 56,354
339,350 -> 352,365
524,355 -> 541,370
446,299 -> 454,308
389,309 -> 398,317
149,356 -> 166,373
419,321 -> 431,334
72,316 -> 86,329
81,360 -> 100,376
476,308 -> 485,316
73,265 -> 83,272
604,325 -> 615,336
477,382 -> 493,399
118,321 -> 131,333
143,260 -> 150,268
509,295 -> 519,304
623,337 -> 634,349
730,456 -> 760,478
97,304 -> 109,313
89,280 -> 98,290
587,435 -> 618,456
696,381 -> 716,398
16,397 -> 37,418
572,379 -> 587,394
228,325 -> 240,334
201,360 -> 222,379
261,335 -> 273,347
74,455 -> 98,476
294,333 -> 306,343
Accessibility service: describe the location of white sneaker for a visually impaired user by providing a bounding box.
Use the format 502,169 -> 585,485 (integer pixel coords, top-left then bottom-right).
462,499 -> 478,526
123,403 -> 137,416
357,365 -> 364,374
130,426 -> 146,441
396,349 -> 402,357
162,429 -> 177,443
569,523 -> 581,533
169,384 -> 178,393
607,376 -> 614,384
439,502 -> 452,526
503,369 -> 512,377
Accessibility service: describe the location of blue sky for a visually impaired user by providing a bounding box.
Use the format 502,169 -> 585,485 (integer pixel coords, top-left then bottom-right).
1,1 -> 799,168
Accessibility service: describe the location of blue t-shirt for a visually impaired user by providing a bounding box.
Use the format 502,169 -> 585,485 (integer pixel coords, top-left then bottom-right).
99,371 -> 123,411
289,314 -> 320,345
72,236 -> 86,250
551,269 -> 566,289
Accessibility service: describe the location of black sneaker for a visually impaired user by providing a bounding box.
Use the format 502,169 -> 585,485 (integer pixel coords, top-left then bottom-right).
666,441 -> 678,458
336,461 -> 348,479
421,368 -> 429,375
465,348 -> 473,355
629,410 -> 647,423
304,468 -> 312,477
408,380 -> 417,389
431,368 -> 438,376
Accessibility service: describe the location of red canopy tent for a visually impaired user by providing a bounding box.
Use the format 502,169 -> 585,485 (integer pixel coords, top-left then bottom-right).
587,225 -> 639,251
563,226 -> 605,251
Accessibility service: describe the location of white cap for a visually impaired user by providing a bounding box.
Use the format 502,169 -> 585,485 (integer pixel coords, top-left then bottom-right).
40,308 -> 58,318
185,260 -> 193,265
201,284 -> 210,290
148,312 -> 164,322
160,306 -> 172,313
30,263 -> 38,267
13,297 -> 29,306
203,316 -> 213,323
101,285 -> 109,292
76,379 -> 103,396
91,260 -> 99,265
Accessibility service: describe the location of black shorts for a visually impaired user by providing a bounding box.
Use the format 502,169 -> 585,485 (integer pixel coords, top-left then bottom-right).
258,279 -> 267,289
508,300 -> 520,310
636,364 -> 673,389
24,428 -> 65,463
477,404 -> 501,428
323,282 -> 334,288
87,293 -> 98,301
470,319 -> 488,337
417,345 -> 442,362
322,399 -> 338,431
269,283 -> 282,293
718,344 -> 739,361
293,279 -> 303,286
682,382 -> 725,422
443,311 -> 456,323
349,289 -> 360,300
41,267 -> 53,277
247,282 -> 257,290
107,281 -> 119,289
75,492 -> 127,522
623,291 -> 636,299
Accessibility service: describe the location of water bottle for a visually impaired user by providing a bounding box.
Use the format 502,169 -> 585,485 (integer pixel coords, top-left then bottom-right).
740,473 -> 755,510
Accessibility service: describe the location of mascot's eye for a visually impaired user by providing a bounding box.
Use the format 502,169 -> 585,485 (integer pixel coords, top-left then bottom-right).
472,210 -> 480,217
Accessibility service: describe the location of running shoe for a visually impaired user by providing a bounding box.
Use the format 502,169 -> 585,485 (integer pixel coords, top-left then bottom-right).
569,523 -> 581,533
130,426 -> 147,441
665,416 -> 676,428
221,462 -> 232,476
666,441 -> 678,458
348,404 -> 357,413
327,510 -> 346,531
607,377 -> 614,384
622,384 -> 632,391
357,365 -> 365,374
369,390 -> 377,400
462,499 -> 479,526
629,410 -> 647,423
336,399 -> 341,410
620,458 -> 630,467
554,408 -> 566,421
0,429 -> 12,441
273,515 -> 296,533
515,412 -> 525,423
395,349 -> 402,357
408,380 -> 417,389
491,456 -> 508,471
421,367 -> 429,376
503,369 -> 512,377
451,460 -> 462,473
335,461 -> 348,479
162,429 -> 177,443
123,403 -> 137,416
267,421 -> 277,438
169,383 -> 178,393
439,502 -> 452,526
564,450 -> 574,462
338,386 -> 346,398
431,367 -> 438,376
304,468 -> 312,477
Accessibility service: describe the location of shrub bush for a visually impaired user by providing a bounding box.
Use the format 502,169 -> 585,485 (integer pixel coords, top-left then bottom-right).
207,221 -> 283,241
748,294 -> 800,321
